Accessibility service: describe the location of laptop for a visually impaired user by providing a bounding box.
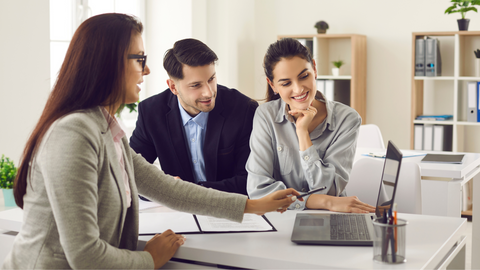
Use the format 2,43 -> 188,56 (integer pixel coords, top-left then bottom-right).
291,140 -> 403,246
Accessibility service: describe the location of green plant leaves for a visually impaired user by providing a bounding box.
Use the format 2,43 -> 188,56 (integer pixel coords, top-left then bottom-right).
0,155 -> 16,189
445,0 -> 480,18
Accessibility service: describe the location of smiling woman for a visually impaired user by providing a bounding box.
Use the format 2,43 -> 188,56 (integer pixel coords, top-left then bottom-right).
246,38 -> 375,214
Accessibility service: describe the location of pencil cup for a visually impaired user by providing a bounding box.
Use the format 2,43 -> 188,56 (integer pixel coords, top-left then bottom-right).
372,218 -> 407,264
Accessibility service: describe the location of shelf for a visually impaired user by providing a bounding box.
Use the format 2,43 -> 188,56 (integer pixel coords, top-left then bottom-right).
413,120 -> 454,125
461,210 -> 472,216
316,75 -> 351,80
456,121 -> 480,126
414,76 -> 455,80
458,77 -> 480,81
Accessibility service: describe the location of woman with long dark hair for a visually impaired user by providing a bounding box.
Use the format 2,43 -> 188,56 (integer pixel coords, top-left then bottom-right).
3,14 -> 300,269
246,38 -> 374,213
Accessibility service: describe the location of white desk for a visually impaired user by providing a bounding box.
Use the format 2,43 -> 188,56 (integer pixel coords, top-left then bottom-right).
356,147 -> 480,269
0,207 -> 467,269
138,211 -> 466,269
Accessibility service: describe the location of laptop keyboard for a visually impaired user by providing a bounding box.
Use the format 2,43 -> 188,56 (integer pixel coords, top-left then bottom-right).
330,214 -> 370,241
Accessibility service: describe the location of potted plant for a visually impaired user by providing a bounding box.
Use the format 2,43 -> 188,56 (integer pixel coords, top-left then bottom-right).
0,155 -> 17,207
331,60 -> 344,76
314,21 -> 329,34
445,0 -> 480,31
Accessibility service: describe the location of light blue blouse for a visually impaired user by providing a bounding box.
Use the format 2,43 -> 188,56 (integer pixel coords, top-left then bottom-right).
246,91 -> 361,210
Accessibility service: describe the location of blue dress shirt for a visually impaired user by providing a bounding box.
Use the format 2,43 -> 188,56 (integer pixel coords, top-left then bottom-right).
178,99 -> 209,183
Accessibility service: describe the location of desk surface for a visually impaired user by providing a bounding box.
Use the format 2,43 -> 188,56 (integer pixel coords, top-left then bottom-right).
0,207 -> 466,269
355,147 -> 480,180
138,211 -> 466,269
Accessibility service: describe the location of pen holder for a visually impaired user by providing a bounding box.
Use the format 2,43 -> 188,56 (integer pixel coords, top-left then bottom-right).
372,218 -> 407,264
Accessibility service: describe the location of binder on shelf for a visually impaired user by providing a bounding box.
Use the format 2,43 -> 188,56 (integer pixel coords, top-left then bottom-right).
414,124 -> 424,150
467,81 -> 477,122
477,81 -> 480,122
425,38 -> 442,77
415,38 -> 425,76
297,38 -> 313,57
423,124 -> 434,151
323,80 -> 351,106
316,80 -> 325,96
433,125 -> 453,151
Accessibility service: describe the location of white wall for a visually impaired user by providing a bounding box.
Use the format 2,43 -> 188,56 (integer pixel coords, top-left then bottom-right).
0,0 -> 50,164
2,0 -> 480,162
249,0 -> 479,149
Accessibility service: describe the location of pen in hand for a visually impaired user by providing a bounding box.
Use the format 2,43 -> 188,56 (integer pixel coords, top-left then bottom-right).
295,186 -> 327,199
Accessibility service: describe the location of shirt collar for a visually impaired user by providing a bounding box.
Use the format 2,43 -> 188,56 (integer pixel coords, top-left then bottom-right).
101,107 -> 126,142
275,91 -> 336,131
178,98 -> 209,129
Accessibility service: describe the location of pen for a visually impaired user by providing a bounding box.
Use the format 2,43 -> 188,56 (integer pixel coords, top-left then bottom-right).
295,186 -> 327,199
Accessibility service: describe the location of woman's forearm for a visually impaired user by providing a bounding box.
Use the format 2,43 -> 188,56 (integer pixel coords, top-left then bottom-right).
296,129 -> 313,151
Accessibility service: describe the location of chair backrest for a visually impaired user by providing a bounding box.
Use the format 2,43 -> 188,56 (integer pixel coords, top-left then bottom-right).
357,124 -> 385,149
347,158 -> 422,214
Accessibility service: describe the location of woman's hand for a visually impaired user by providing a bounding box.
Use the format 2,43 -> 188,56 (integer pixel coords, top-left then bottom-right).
144,229 -> 186,269
244,188 -> 302,215
289,104 -> 317,151
306,194 -> 376,213
289,104 -> 317,134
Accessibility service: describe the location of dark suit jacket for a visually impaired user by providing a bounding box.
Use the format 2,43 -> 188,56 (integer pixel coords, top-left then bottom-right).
130,85 -> 258,195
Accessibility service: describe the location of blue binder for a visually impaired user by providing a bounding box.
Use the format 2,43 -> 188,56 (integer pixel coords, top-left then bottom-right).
477,81 -> 480,122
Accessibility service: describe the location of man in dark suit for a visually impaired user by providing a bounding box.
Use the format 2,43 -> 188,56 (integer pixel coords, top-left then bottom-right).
130,38 -> 257,195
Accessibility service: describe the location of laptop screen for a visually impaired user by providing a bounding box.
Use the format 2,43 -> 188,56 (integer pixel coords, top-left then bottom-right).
374,141 -> 403,219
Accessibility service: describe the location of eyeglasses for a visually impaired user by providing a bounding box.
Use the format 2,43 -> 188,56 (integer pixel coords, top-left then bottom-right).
128,54 -> 147,72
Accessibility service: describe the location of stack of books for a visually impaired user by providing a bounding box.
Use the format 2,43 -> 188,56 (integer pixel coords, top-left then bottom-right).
415,115 -> 453,121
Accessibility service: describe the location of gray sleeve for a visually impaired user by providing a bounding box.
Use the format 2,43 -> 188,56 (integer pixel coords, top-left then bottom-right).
299,112 -> 361,197
39,119 -> 154,269
246,109 -> 287,199
131,148 -> 247,223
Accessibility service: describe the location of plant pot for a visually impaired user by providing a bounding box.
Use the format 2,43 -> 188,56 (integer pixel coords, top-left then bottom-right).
2,189 -> 16,207
316,29 -> 327,34
332,68 -> 340,76
457,19 -> 470,31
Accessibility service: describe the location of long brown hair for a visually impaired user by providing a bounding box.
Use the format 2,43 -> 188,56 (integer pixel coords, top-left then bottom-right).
14,13 -> 143,208
263,38 -> 314,102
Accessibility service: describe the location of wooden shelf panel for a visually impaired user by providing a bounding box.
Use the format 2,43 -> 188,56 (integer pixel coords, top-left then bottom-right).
414,76 -> 455,80
413,120 -> 454,125
316,75 -> 351,80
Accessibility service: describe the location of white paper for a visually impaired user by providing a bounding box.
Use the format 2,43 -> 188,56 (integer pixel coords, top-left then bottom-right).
139,212 -> 200,234
362,150 -> 426,158
195,214 -> 273,232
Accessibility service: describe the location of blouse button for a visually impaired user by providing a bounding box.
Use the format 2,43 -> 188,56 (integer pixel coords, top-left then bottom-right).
303,155 -> 310,161
277,146 -> 283,152
295,204 -> 301,209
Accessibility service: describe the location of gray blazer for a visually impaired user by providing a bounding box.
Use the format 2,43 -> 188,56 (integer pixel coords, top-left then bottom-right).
2,107 -> 247,269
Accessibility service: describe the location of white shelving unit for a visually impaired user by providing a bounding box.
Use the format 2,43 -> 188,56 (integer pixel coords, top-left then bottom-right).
411,31 -> 480,153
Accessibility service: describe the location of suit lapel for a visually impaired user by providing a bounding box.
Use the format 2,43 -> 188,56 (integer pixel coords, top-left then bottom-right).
166,94 -> 195,182
204,91 -> 224,182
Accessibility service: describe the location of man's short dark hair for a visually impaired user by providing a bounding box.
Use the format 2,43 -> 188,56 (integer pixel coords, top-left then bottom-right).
163,38 -> 218,80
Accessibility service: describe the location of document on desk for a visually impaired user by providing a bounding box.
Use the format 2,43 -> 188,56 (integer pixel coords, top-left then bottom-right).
139,212 -> 275,235
195,214 -> 274,233
362,150 -> 426,158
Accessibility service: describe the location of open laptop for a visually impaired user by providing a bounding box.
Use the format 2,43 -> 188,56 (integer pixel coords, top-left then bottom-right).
291,140 -> 403,246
